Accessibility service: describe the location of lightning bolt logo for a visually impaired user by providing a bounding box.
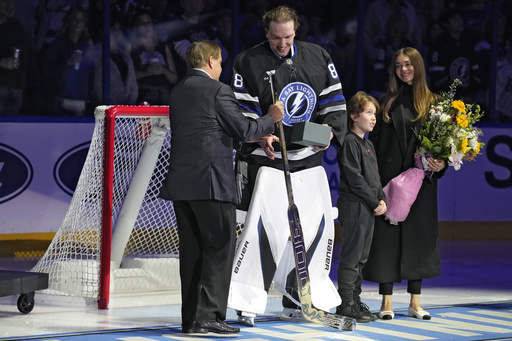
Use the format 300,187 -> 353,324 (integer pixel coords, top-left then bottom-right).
279,82 -> 316,126
289,93 -> 306,117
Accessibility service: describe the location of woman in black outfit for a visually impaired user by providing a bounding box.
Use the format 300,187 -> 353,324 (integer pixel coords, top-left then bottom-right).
363,47 -> 447,320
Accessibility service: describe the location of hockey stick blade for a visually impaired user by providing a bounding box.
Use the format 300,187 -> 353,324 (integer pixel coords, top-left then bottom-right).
288,204 -> 356,331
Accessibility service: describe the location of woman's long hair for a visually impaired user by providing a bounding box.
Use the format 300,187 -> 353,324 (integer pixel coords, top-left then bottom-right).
380,47 -> 438,123
59,8 -> 90,43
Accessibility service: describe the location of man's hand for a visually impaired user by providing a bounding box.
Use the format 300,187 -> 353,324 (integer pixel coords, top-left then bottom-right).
312,124 -> 333,151
259,134 -> 280,159
268,101 -> 284,122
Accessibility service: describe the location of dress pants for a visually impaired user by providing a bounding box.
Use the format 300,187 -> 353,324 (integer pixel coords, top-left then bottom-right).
173,200 -> 236,328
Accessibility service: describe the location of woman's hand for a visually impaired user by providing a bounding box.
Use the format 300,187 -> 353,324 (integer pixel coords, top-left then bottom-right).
427,157 -> 446,172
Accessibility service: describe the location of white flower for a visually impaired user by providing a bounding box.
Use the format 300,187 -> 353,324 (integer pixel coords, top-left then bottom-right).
449,146 -> 464,171
468,136 -> 479,150
446,136 -> 454,147
440,113 -> 451,122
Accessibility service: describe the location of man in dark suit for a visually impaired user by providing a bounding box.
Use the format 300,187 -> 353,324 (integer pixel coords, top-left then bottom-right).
159,40 -> 284,335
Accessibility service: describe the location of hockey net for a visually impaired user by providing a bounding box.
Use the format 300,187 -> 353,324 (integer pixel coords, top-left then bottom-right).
31,105 -> 226,309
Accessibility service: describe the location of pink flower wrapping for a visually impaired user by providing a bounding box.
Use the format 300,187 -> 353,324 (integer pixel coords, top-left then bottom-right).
382,153 -> 425,225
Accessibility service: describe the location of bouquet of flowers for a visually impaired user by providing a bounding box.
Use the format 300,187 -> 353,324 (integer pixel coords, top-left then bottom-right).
383,79 -> 484,225
415,78 -> 484,170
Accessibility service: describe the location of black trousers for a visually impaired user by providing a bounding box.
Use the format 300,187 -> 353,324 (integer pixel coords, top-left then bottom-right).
379,279 -> 423,295
173,200 -> 236,328
337,198 -> 374,303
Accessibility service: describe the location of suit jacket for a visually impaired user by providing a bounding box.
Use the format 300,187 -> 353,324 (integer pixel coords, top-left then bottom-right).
159,69 -> 275,204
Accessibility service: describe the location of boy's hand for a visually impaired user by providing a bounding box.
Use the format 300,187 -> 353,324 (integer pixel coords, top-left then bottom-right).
374,200 -> 387,216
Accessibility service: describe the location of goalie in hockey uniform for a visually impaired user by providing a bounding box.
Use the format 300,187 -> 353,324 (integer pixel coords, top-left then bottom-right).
228,5 -> 347,326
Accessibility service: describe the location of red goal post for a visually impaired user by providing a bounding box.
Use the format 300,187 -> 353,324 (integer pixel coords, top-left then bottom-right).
99,105 -> 170,309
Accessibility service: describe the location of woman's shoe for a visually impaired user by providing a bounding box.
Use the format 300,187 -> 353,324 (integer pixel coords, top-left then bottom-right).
408,305 -> 431,320
378,310 -> 394,320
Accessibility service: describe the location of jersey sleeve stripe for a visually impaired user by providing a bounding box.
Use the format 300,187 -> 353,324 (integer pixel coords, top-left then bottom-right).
318,94 -> 346,106
235,92 -> 260,103
317,104 -> 346,116
239,104 -> 263,116
319,83 -> 342,96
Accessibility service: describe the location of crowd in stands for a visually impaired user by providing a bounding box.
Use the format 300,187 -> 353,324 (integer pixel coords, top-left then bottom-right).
0,0 -> 511,122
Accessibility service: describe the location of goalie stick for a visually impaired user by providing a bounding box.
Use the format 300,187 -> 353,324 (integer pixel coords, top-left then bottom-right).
266,71 -> 356,331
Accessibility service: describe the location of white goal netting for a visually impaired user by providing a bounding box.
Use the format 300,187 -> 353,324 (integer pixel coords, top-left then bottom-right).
32,105 -> 181,307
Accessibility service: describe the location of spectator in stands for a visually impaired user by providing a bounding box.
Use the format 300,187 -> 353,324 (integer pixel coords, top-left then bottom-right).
88,0 -> 123,45
167,0 -> 227,80
42,0 -> 72,49
213,8 -> 233,84
93,10 -> 138,107
461,0 -> 491,45
145,0 -> 177,43
427,8 -> 478,102
238,0 -> 269,51
13,0 -> 46,115
367,11 -> 415,99
123,0 -> 146,21
130,10 -> 178,105
0,0 -> 27,116
201,0 -> 231,26
497,37 -> 512,123
364,0 -> 423,57
473,15 -> 508,117
295,14 -> 344,73
41,7 -> 94,116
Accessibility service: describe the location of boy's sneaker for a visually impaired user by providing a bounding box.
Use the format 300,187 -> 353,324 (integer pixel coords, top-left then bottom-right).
355,298 -> 378,321
336,300 -> 372,323
280,307 -> 305,321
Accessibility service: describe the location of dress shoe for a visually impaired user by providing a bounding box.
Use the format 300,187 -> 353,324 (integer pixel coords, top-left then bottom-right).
408,305 -> 431,320
195,319 -> 240,334
378,310 -> 395,320
181,323 -> 207,334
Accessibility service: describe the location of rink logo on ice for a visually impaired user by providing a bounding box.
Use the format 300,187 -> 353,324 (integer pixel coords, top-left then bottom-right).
279,82 -> 317,126
0,143 -> 33,204
54,142 -> 90,196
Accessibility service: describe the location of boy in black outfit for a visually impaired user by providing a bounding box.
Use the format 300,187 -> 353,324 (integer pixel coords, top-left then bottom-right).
336,91 -> 387,322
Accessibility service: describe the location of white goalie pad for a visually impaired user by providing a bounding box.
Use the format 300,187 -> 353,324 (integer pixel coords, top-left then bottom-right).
228,166 -> 341,314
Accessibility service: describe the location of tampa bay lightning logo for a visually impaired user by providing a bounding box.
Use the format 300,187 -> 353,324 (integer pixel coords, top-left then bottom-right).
279,82 -> 317,126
